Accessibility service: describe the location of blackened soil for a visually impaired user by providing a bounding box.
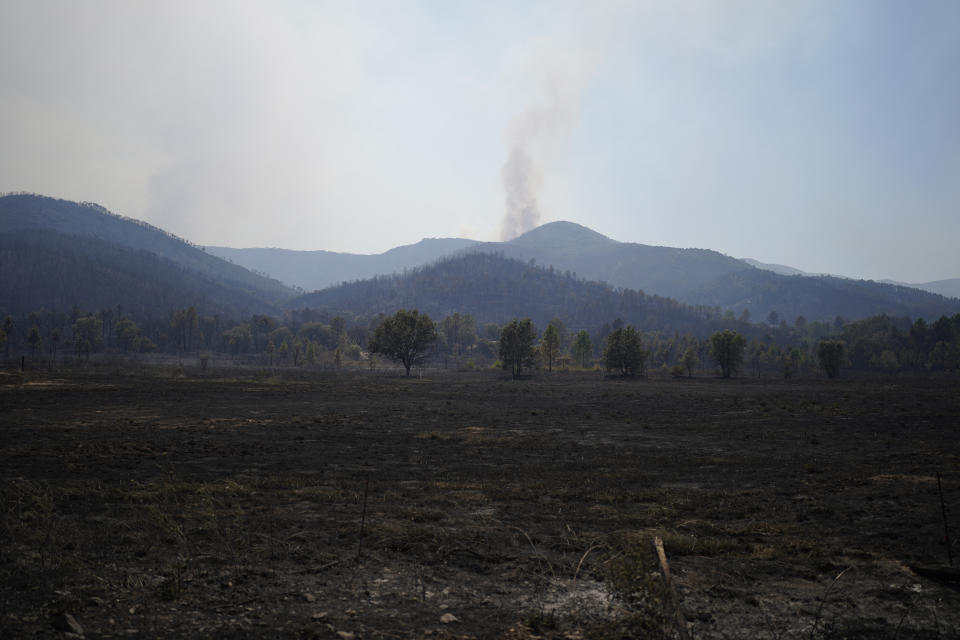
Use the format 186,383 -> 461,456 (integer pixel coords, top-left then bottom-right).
1,369 -> 959,639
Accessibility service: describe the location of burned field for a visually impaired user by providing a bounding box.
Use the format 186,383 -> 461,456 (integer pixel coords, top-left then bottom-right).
2,369 -> 959,639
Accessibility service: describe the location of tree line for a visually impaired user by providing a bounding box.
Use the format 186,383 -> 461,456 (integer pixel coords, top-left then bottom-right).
2,298 -> 959,378
364,311 -> 853,380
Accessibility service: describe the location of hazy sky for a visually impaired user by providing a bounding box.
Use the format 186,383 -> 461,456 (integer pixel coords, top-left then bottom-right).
2,1 -> 959,282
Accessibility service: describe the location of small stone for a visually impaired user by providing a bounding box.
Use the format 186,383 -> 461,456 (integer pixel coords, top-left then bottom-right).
312,612 -> 328,620
303,592 -> 316,603
440,613 -> 458,624
52,612 -> 84,636
336,632 -> 355,640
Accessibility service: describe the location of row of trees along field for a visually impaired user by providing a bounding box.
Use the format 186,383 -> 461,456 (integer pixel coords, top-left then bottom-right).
1,303 -> 958,376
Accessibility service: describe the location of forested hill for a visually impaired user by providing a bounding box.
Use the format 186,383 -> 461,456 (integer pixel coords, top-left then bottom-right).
0,230 -> 280,319
288,251 -> 730,337
211,220 -> 755,298
485,221 -> 753,298
0,194 -> 293,305
680,268 -> 960,323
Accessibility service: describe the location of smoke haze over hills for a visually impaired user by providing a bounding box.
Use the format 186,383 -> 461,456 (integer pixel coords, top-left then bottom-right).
2,2 -> 959,282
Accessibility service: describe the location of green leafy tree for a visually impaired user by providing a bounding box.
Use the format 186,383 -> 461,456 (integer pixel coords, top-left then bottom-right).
540,323 -> 561,372
571,330 -> 592,368
170,307 -> 199,354
709,329 -> 746,378
200,315 -> 219,350
781,352 -> 795,380
73,315 -> 104,352
298,322 -> 337,349
290,339 -> 304,367
817,340 -> 845,379
789,348 -> 802,376
251,314 -> 276,353
499,318 -> 537,378
439,313 -> 477,367
795,315 -> 808,333
682,345 -> 699,377
269,326 -> 294,348
748,339 -> 764,378
223,325 -> 252,355
603,326 -> 646,376
305,341 -> 319,366
73,315 -> 103,363
330,316 -> 346,342
368,309 -> 437,376
547,318 -> 568,351
2,316 -> 13,357
117,318 -> 141,353
50,327 -> 61,360
483,322 -> 501,341
876,349 -> 899,373
28,326 -> 41,356
136,335 -> 158,353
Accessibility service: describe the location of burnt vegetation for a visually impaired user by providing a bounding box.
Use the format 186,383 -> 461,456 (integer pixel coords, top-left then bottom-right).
2,369 -> 959,639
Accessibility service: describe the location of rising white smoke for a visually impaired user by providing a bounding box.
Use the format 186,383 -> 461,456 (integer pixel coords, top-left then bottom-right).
500,146 -> 541,241
498,4 -> 622,241
498,77 -> 572,241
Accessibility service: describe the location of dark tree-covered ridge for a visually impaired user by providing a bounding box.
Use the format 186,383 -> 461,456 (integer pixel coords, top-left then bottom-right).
0,193 -> 293,305
290,251 -> 722,338
0,230 -> 280,320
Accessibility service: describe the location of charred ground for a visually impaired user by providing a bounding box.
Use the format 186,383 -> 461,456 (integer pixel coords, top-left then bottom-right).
1,367 -> 958,638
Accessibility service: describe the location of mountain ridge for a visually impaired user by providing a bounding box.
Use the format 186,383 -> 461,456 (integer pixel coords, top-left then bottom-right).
1,193 -> 293,305
3,194 -> 957,328
287,251 -> 725,338
207,237 -> 477,292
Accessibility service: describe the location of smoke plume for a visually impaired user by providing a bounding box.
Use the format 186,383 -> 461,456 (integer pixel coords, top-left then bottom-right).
498,6 -> 620,241
498,95 -> 561,241
500,146 -> 541,241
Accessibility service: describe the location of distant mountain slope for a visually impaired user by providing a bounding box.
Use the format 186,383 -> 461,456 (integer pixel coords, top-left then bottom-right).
681,269 -> 960,322
206,238 -> 478,291
0,230 -> 280,319
740,258 -> 806,276
911,278 -> 960,300
209,221 -> 750,298
746,258 -> 959,299
0,194 -> 293,305
288,251 -> 722,337
470,221 -> 753,298
219,218 -> 958,323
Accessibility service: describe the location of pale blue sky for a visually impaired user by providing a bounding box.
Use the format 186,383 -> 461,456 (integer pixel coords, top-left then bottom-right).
1,1 -> 958,282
